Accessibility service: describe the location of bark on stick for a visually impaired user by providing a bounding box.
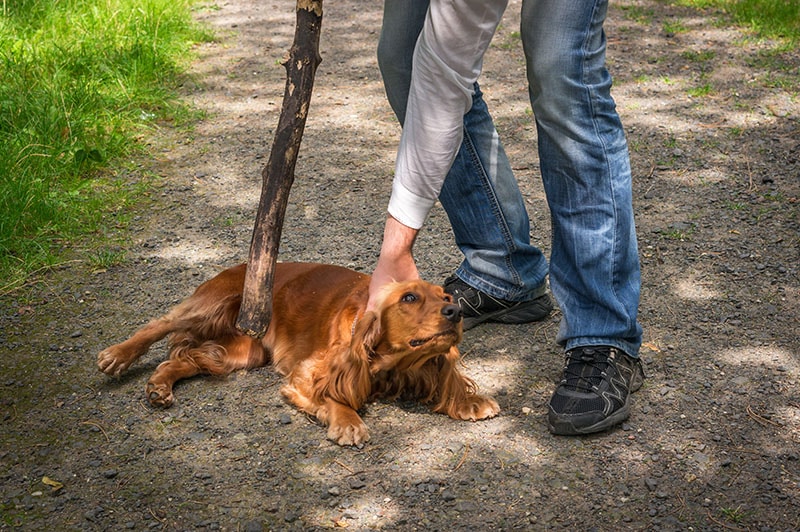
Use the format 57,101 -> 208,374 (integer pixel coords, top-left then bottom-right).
236,0 -> 323,338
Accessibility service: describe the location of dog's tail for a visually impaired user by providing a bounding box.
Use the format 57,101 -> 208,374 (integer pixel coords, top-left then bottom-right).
164,292 -> 267,372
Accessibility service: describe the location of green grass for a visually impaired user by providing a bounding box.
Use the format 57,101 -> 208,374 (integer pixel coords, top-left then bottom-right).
0,0 -> 212,291
687,82 -> 714,97
681,49 -> 717,62
719,505 -> 750,524
677,0 -> 800,42
663,19 -> 689,34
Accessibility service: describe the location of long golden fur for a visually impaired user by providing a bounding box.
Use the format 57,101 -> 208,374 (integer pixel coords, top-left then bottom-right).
97,262 -> 499,446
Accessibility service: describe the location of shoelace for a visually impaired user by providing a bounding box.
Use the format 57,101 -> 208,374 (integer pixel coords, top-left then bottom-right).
562,348 -> 610,392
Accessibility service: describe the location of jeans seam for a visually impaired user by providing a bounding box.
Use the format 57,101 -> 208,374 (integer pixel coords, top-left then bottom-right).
582,0 -> 631,335
461,124 -> 523,289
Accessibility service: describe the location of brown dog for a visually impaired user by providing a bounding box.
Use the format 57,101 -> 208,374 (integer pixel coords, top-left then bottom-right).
97,262 -> 500,446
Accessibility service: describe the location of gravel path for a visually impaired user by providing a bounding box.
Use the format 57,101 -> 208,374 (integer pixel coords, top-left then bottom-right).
1,0 -> 799,530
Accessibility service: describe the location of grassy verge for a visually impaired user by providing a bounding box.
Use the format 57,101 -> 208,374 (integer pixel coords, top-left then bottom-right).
678,0 -> 800,42
0,0 -> 213,292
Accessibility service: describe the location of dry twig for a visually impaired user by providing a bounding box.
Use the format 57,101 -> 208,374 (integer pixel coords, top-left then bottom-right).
746,404 -> 781,428
80,420 -> 110,443
453,443 -> 470,471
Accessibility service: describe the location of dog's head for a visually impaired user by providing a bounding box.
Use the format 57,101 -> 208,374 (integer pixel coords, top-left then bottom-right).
357,279 -> 463,372
318,279 -> 463,411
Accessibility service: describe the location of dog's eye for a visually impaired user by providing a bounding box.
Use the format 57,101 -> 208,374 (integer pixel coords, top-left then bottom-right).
401,292 -> 418,303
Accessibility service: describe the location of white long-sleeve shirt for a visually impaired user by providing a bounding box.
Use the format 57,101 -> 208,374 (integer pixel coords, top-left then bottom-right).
387,0 -> 509,230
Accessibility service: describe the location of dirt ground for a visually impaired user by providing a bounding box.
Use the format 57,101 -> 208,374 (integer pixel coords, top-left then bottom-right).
2,0 -> 799,530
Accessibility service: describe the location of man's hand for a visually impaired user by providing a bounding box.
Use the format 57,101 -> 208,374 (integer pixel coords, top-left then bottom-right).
367,215 -> 420,311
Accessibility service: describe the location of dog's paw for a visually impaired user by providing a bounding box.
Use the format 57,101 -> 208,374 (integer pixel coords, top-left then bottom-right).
454,395 -> 501,421
97,346 -> 133,376
145,382 -> 175,408
327,421 -> 370,448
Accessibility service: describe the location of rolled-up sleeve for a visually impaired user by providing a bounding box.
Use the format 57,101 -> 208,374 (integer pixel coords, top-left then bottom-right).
387,0 -> 508,230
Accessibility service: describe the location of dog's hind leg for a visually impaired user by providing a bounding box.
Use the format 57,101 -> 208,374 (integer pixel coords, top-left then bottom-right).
98,314 -> 182,377
146,335 -> 265,408
146,357 -> 202,408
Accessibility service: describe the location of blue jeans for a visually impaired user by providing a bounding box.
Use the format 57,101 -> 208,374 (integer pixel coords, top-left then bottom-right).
377,0 -> 642,357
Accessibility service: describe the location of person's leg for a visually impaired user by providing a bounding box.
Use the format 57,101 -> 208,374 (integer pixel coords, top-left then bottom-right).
376,0 -> 427,124
441,86 -> 548,302
522,0 -> 641,355
378,0 -> 550,316
521,0 -> 643,434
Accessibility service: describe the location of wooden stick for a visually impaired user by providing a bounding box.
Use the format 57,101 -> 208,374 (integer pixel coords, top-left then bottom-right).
236,0 -> 323,338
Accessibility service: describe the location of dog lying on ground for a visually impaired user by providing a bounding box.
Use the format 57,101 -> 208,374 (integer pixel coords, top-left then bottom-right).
97,262 -> 500,446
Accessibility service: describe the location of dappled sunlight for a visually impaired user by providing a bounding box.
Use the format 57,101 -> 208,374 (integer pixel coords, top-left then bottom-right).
6,0 -> 798,528
153,239 -> 232,265
462,349 -> 527,390
299,482 -> 402,528
717,345 -> 798,372
284,413 -> 550,528
674,276 -> 724,300
121,0 -> 800,523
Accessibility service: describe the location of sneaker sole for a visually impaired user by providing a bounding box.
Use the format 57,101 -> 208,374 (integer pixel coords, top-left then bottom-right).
547,401 -> 632,436
462,295 -> 553,330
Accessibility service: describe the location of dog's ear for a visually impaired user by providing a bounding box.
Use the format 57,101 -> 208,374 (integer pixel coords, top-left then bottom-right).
351,310 -> 382,354
316,311 -> 379,411
431,345 -> 478,416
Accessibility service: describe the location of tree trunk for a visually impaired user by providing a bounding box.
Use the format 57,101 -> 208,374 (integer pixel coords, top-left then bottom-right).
236,0 -> 323,338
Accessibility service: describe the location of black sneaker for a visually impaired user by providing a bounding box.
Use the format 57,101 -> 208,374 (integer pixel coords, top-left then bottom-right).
444,275 -> 553,330
548,346 -> 644,436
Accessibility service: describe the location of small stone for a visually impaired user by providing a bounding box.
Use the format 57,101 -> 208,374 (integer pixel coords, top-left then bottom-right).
348,477 -> 366,490
279,413 -> 292,425
243,520 -> 263,532
456,500 -> 476,512
441,489 -> 456,501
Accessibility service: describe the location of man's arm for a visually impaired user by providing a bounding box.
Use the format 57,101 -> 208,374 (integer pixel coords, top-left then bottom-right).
369,0 -> 507,309
367,215 -> 420,311
389,0 -> 508,229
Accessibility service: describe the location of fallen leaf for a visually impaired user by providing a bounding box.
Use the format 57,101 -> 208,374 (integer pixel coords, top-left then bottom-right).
642,341 -> 661,353
42,477 -> 64,491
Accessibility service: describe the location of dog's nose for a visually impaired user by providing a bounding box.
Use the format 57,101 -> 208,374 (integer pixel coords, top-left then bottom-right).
441,303 -> 462,323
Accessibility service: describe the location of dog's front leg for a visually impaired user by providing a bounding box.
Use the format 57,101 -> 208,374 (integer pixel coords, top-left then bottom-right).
318,399 -> 370,447
446,392 -> 501,421
433,358 -> 501,421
